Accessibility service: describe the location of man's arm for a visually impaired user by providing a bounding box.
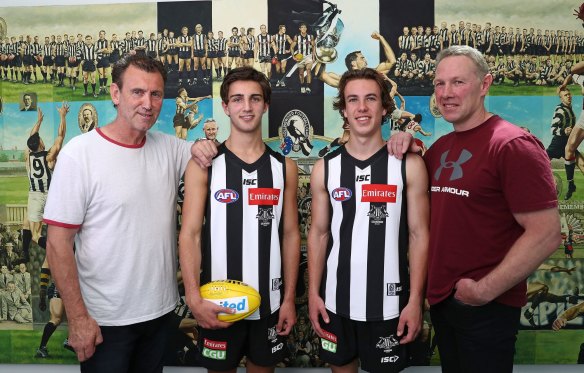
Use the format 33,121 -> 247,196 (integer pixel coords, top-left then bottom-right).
552,302 -> 584,331
372,32 -> 396,74
46,224 -> 103,362
277,157 -> 300,336
47,102 -> 69,165
178,160 -> 233,329
307,159 -> 330,337
290,35 -> 298,55
397,154 -> 429,344
29,107 -> 44,136
315,62 -> 341,87
454,207 -> 561,305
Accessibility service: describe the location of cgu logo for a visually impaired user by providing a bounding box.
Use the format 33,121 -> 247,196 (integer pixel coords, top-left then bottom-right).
202,348 -> 226,360
332,187 -> 352,201
321,339 -> 337,353
243,179 -> 257,185
214,189 -> 239,203
355,174 -> 370,182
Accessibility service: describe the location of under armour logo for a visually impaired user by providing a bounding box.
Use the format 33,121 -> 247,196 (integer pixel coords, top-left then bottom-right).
434,149 -> 472,181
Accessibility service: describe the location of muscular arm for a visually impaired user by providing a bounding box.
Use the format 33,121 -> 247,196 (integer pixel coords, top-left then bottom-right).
290,35 -> 298,55
455,207 -> 561,305
307,159 -> 330,337
372,32 -> 396,74
277,158 -> 301,335
316,63 -> 341,87
46,224 -> 102,361
178,160 -> 232,329
553,302 -> 584,330
397,154 -> 429,344
29,107 -> 44,136
47,102 -> 69,165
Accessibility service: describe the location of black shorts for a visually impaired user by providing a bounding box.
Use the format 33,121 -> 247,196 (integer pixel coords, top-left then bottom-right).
179,51 -> 191,60
197,310 -> 287,370
217,51 -> 225,58
147,51 -> 157,59
54,55 -> 66,67
110,52 -> 120,64
276,53 -> 289,61
207,51 -> 217,59
173,113 -> 188,129
168,48 -> 178,56
546,138 -> 573,160
228,50 -> 240,58
68,59 -> 80,68
83,60 -> 96,72
193,49 -> 205,58
243,50 -> 254,59
318,311 -> 408,373
97,57 -> 110,68
259,55 -> 271,63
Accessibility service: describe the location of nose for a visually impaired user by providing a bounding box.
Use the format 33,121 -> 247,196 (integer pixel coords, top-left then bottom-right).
243,98 -> 252,111
142,94 -> 153,110
357,98 -> 368,111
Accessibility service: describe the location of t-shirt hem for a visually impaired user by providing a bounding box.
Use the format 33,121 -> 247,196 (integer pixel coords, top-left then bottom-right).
43,218 -> 82,229
94,302 -> 177,326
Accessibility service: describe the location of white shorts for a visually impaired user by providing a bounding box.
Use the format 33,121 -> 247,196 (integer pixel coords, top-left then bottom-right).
297,55 -> 313,68
576,110 -> 584,130
28,191 -> 47,222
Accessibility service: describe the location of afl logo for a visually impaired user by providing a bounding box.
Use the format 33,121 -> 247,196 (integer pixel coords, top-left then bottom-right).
214,189 -> 239,204
331,187 -> 352,201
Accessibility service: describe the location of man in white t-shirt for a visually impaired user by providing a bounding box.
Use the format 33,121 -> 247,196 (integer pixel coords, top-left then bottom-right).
43,54 -> 220,372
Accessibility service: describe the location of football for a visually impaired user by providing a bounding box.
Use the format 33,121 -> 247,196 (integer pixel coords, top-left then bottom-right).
200,279 -> 261,322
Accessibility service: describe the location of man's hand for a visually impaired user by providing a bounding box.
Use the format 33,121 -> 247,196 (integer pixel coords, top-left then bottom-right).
276,299 -> 296,335
454,278 -> 491,306
552,317 -> 567,331
190,139 -> 218,168
188,297 -> 234,329
308,293 -> 329,338
68,315 -> 103,362
386,132 -> 420,160
397,302 -> 422,344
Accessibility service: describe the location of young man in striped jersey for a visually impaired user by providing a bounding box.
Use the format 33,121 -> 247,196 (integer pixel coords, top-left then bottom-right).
307,68 -> 429,373
179,66 -> 300,373
257,24 -> 272,80
290,23 -> 315,94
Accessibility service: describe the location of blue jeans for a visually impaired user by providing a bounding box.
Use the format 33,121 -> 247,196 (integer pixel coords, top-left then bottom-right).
430,295 -> 521,373
80,312 -> 172,373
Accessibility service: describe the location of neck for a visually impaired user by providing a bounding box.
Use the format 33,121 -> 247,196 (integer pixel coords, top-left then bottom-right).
225,131 -> 265,163
101,120 -> 147,145
344,132 -> 384,161
453,108 -> 493,132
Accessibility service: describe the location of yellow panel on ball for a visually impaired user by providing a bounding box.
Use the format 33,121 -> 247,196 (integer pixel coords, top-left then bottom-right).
199,280 -> 261,322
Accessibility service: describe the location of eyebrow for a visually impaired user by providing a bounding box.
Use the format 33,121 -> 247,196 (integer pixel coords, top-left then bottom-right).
228,93 -> 264,100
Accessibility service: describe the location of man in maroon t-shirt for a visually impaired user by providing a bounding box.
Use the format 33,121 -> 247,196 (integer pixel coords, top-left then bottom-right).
388,45 -> 560,373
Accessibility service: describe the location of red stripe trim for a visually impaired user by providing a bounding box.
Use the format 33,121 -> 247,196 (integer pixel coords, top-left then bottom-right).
43,219 -> 81,229
96,128 -> 146,148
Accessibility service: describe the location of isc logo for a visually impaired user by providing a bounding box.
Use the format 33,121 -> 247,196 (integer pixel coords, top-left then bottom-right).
243,179 -> 257,185
271,342 -> 284,353
214,189 -> 239,203
331,187 -> 352,201
381,356 -> 399,363
356,175 -> 370,182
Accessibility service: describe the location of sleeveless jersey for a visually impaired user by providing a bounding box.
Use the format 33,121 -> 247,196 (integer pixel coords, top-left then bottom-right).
28,150 -> 51,193
202,144 -> 286,320
229,35 -> 240,52
217,37 -> 228,51
322,146 -> 409,322
295,34 -> 313,56
274,34 -> 289,54
178,35 -> 191,52
257,34 -> 271,57
193,33 -> 205,51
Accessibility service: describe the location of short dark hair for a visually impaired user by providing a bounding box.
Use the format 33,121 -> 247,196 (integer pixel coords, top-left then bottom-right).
111,54 -> 167,91
344,51 -> 361,70
220,66 -> 271,105
27,132 -> 40,151
332,68 -> 395,124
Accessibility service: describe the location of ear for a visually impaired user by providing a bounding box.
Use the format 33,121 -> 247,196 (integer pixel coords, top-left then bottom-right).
481,73 -> 494,95
342,109 -> 347,119
263,103 -> 269,113
110,83 -> 120,106
222,101 -> 229,116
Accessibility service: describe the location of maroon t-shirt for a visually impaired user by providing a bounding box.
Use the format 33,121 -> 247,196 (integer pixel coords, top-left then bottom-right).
424,115 -> 557,308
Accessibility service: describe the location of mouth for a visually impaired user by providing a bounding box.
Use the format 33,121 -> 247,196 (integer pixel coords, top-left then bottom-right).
355,115 -> 371,123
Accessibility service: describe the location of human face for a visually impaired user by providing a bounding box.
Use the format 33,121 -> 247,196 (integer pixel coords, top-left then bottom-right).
195,24 -> 202,34
352,53 -> 367,70
204,121 -> 218,140
260,25 -> 267,34
83,109 -> 93,123
23,95 -> 32,107
7,283 -> 15,292
19,263 -> 26,273
560,90 -> 572,106
433,55 -> 492,131
1,265 -> 7,274
221,80 -> 267,135
110,65 -> 165,135
342,79 -> 386,138
300,25 -> 307,34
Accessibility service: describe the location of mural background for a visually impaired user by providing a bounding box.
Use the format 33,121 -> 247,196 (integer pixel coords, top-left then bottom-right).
1,0 -> 584,367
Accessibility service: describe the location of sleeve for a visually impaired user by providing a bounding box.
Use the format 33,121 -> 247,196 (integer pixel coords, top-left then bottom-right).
498,134 -> 558,213
43,151 -> 87,228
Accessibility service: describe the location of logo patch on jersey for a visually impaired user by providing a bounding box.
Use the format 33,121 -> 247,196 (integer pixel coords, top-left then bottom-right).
271,277 -> 283,291
321,331 -> 338,353
202,338 -> 227,360
386,283 -> 403,296
331,187 -> 352,201
214,189 -> 239,204
243,178 -> 257,186
268,326 -> 278,342
376,334 -> 400,353
367,205 -> 389,225
361,184 -> 397,203
256,207 -> 275,226
249,188 -> 280,205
